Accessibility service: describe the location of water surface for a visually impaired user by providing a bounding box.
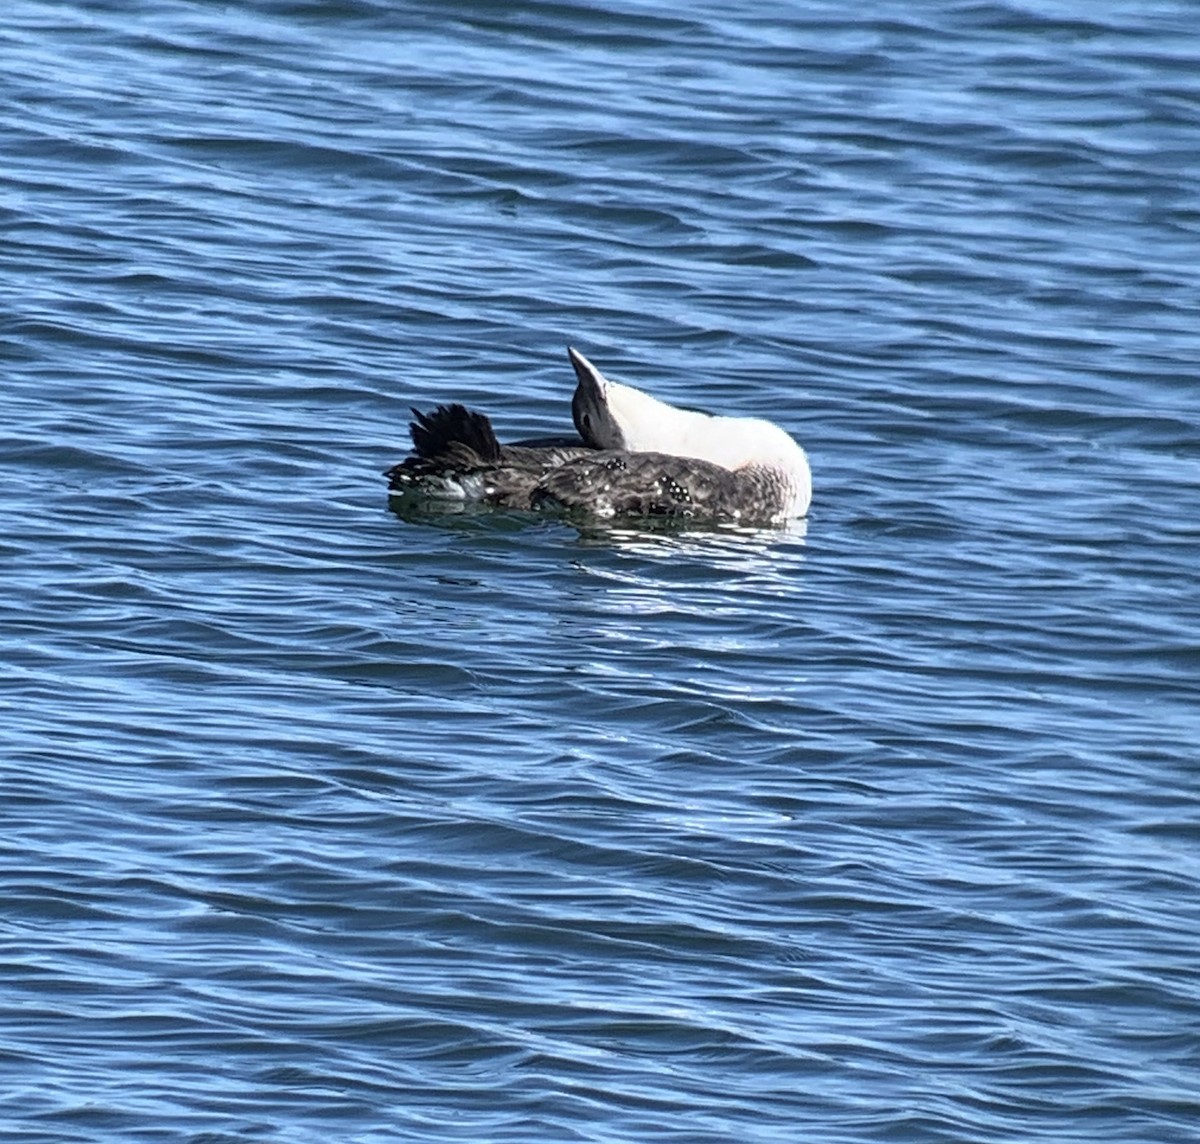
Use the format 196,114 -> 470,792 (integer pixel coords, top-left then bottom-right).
2,2 -> 1199,1141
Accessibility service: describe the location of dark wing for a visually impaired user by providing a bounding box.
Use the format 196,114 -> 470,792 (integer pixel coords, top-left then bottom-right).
530,450 -> 774,519
496,442 -> 595,469
508,435 -> 590,450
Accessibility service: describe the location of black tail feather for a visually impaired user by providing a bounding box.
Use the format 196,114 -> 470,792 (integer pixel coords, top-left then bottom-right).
409,404 -> 501,463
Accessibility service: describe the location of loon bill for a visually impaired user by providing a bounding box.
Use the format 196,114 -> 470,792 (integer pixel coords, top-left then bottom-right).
385,347 -> 812,523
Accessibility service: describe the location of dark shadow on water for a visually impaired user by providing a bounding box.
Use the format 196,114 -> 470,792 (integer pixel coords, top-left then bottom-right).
386,494 -> 539,536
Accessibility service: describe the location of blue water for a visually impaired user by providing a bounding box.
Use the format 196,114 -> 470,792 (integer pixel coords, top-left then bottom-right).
3,2 -> 1199,1141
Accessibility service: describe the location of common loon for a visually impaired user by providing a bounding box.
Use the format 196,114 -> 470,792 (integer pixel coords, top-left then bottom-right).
386,347 -> 812,523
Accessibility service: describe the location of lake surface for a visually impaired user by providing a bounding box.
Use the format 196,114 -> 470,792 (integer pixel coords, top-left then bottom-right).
3,2 -> 1199,1141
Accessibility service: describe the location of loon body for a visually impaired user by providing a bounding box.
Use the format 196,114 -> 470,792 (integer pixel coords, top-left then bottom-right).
386,348 -> 811,523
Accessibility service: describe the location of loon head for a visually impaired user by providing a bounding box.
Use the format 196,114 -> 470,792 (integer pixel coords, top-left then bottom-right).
569,346 -> 695,452
568,346 -> 627,449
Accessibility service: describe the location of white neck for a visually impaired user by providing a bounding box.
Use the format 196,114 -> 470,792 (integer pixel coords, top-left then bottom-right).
605,380 -> 806,474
